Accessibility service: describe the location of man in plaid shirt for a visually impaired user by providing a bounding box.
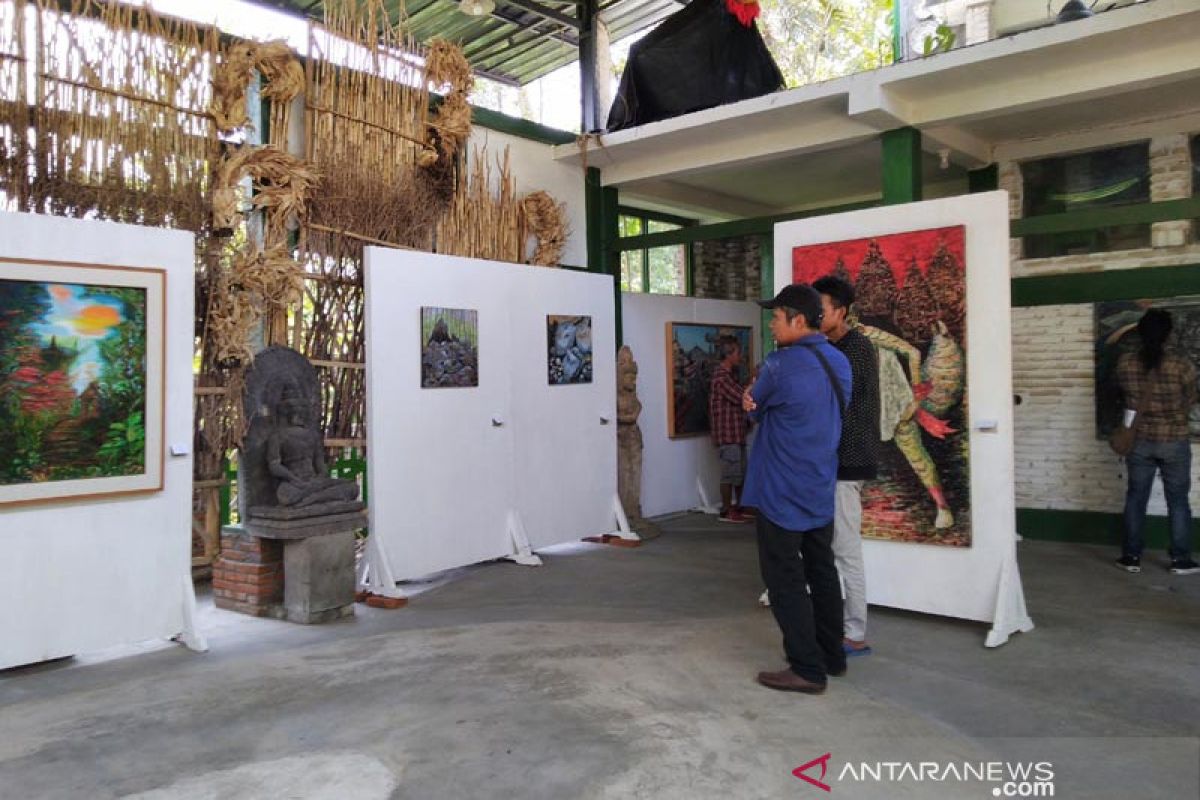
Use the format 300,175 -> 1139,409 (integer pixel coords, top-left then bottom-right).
709,335 -> 751,523
1116,308 -> 1200,575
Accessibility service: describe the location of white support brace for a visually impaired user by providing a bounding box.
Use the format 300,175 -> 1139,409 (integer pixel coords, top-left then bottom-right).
610,494 -> 641,541
985,549 -> 1035,648
358,533 -> 405,599
177,573 -> 208,653
694,475 -> 721,514
506,510 -> 543,567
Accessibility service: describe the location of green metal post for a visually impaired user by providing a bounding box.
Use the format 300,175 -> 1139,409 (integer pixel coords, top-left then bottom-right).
892,0 -> 904,63
601,185 -> 622,348
881,127 -> 922,205
758,233 -> 774,359
585,167 -> 604,273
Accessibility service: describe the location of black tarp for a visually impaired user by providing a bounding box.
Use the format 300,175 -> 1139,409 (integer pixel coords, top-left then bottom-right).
606,0 -> 785,132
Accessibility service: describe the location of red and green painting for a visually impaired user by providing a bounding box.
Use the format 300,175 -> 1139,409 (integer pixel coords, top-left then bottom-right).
793,226 -> 970,547
0,277 -> 149,486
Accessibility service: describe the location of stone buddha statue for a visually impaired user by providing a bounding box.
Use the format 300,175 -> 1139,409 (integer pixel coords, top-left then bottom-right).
266,388 -> 360,509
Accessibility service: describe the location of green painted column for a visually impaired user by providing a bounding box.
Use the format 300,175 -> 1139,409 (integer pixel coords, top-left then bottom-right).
892,0 -> 904,63
758,233 -> 774,359
585,167 -> 604,273
968,164 -> 999,193
602,185 -> 622,349
881,127 -> 922,205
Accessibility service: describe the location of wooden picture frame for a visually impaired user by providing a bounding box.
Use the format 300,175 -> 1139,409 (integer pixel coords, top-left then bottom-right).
0,257 -> 165,507
666,321 -> 753,439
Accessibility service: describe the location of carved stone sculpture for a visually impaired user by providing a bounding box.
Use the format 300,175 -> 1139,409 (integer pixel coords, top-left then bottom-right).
237,346 -> 366,624
241,347 -> 364,525
617,345 -> 644,523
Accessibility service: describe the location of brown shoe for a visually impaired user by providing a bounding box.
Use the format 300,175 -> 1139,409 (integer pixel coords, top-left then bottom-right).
756,668 -> 827,694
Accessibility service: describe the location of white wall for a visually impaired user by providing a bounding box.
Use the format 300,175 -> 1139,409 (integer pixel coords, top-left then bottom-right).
620,292 -> 762,518
467,126 -> 586,269
365,249 -> 617,581
0,213 -> 195,670
774,192 -> 1018,624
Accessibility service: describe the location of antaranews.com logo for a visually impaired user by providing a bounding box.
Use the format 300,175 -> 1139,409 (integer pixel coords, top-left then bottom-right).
794,753 -> 1056,796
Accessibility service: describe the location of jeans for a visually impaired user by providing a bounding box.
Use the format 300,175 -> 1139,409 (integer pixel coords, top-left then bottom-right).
756,514 -> 845,682
1123,439 -> 1193,561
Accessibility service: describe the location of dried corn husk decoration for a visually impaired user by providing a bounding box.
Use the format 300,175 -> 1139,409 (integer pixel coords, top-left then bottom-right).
425,39 -> 473,93
233,243 -> 305,311
210,39 -> 305,134
521,191 -> 568,267
256,41 -> 305,104
211,42 -> 258,132
208,273 -> 259,367
213,145 -> 320,239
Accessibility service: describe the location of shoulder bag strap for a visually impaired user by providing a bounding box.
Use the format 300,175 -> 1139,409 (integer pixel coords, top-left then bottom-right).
803,341 -> 847,414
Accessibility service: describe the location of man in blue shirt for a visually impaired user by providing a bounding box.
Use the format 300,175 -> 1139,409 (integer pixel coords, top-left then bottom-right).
741,283 -> 852,694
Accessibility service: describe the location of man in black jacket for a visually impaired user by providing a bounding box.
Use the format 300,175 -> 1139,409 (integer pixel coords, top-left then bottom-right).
814,276 -> 880,658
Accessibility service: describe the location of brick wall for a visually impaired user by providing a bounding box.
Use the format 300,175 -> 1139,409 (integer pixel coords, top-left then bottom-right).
1007,132 -> 1200,519
212,527 -> 284,618
692,236 -> 761,300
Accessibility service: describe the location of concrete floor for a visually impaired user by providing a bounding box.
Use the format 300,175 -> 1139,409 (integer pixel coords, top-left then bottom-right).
2,514 -> 1198,799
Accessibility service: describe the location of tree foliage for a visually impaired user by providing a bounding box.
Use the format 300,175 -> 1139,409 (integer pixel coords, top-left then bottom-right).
757,0 -> 894,88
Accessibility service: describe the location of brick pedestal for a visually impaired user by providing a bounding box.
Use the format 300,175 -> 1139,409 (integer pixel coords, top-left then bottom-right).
213,525 -> 285,618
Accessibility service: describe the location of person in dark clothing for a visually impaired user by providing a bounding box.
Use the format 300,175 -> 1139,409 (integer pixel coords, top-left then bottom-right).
1115,309 -> 1200,575
814,275 -> 881,657
741,284 -> 851,694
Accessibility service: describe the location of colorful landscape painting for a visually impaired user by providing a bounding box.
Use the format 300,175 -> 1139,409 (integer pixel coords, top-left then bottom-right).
0,260 -> 161,504
547,315 -> 593,385
793,226 -> 970,547
667,322 -> 752,438
421,306 -> 479,388
1095,296 -> 1200,440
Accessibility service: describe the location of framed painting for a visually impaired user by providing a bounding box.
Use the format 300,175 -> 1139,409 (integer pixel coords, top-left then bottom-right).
0,258 -> 165,506
666,322 -> 753,439
547,315 -> 593,385
421,306 -> 479,388
793,226 -> 970,547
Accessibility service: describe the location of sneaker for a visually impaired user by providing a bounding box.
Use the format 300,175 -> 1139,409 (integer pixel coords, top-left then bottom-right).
843,638 -> 872,657
1169,559 -> 1200,575
718,510 -> 749,524
1115,555 -> 1141,573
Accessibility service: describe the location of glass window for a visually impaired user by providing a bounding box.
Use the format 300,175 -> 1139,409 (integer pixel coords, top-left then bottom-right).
646,219 -> 681,234
647,245 -> 687,295
620,251 -> 644,292
1022,143 -> 1151,258
619,215 -> 643,237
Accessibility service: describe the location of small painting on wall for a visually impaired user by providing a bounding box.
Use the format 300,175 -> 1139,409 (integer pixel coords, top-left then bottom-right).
666,322 -> 753,438
547,315 -> 593,385
792,225 -> 970,547
1094,296 -> 1200,440
0,258 -> 164,506
421,307 -> 479,388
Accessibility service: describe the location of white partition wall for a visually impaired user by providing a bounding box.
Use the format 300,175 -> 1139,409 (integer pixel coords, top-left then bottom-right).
364,249 -> 618,582
774,192 -> 1033,646
0,212 -> 201,670
620,293 -> 762,518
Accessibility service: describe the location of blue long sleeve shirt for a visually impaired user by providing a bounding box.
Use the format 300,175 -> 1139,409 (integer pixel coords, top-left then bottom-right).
741,334 -> 851,532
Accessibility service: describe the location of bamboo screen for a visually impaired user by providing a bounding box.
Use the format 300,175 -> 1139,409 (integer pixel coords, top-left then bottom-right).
2,0 -> 219,229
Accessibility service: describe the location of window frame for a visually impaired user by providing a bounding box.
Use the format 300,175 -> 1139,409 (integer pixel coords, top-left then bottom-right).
617,206 -> 697,296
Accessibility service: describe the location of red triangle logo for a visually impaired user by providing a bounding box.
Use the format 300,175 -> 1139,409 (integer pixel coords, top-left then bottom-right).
792,753 -> 833,792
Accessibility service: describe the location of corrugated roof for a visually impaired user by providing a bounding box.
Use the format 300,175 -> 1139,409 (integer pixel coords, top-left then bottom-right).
245,0 -> 681,86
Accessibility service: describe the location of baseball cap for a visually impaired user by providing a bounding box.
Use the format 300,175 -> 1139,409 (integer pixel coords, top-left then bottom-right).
757,283 -> 824,327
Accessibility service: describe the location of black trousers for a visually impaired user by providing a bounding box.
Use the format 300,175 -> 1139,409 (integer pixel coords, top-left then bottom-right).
756,514 -> 845,683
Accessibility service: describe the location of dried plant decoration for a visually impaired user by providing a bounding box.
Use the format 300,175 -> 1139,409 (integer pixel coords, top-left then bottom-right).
436,147 -> 523,264
211,38 -> 305,135
521,190 -> 568,267
213,145 -> 320,242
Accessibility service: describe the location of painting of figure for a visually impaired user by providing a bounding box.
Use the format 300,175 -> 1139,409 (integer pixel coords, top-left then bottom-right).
0,258 -> 163,505
1095,296 -> 1200,439
793,226 -> 970,546
547,315 -> 593,385
667,322 -> 753,438
421,307 -> 478,388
